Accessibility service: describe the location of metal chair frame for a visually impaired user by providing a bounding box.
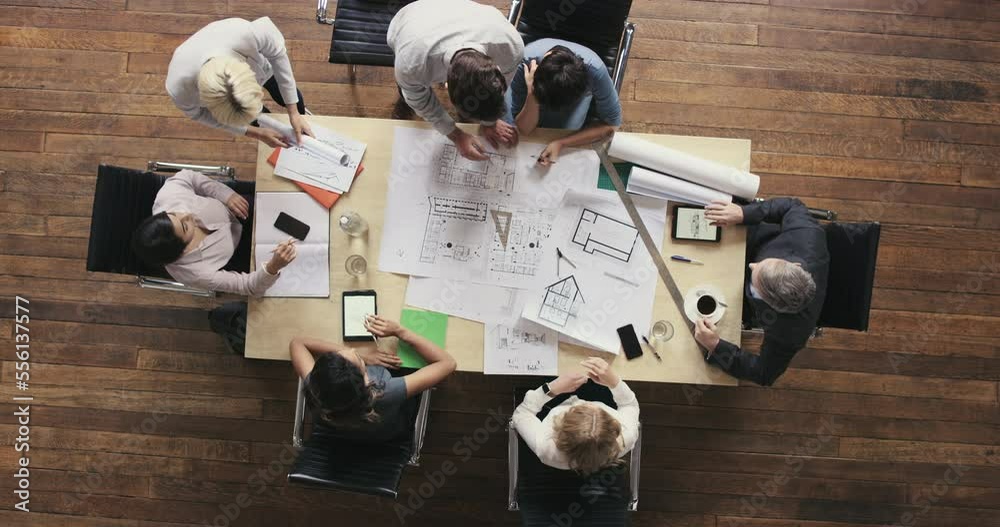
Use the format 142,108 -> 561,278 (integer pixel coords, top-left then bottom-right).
507,419 -> 641,512
292,378 -> 432,466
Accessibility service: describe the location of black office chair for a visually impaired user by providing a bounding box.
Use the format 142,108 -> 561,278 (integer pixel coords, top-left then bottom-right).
508,0 -> 637,94
86,162 -> 254,297
507,384 -> 641,524
287,375 -> 432,498
316,0 -> 418,71
739,211 -> 881,337
816,221 -> 881,332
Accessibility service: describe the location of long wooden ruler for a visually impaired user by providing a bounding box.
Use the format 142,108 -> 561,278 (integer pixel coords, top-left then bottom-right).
595,140 -> 695,337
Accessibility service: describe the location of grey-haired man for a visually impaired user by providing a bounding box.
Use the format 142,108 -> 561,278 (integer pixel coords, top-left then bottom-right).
696,198 -> 830,386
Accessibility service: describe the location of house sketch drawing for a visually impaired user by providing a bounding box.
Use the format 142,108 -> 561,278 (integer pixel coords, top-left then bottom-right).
538,275 -> 584,327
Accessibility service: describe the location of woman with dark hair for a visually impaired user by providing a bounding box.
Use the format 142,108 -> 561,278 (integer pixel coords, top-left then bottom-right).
131,170 -> 296,295
290,314 -> 456,441
503,39 -> 622,167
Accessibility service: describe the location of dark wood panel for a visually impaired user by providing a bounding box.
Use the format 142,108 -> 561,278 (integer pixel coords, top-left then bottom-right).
629,0 -> 1000,41
635,80 -> 1000,125
0,46 -> 127,72
758,26 -> 1000,62
630,58 -> 1000,103
767,0 -> 995,21
630,40 -> 1000,83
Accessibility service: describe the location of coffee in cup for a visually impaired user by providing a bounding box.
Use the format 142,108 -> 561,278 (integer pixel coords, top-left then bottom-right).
696,294 -> 717,316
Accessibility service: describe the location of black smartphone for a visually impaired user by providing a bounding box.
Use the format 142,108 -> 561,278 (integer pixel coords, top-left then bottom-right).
274,212 -> 310,241
343,290 -> 377,342
617,324 -> 643,360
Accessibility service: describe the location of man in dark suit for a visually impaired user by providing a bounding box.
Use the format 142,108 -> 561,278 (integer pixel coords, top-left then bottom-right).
694,198 -> 830,386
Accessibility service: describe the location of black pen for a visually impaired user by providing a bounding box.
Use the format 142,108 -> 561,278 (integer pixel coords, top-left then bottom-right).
641,335 -> 662,362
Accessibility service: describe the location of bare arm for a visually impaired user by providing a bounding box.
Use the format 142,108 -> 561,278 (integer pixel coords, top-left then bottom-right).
365,315 -> 456,397
397,327 -> 456,397
515,94 -> 540,136
513,60 -> 539,135
289,337 -> 347,379
552,123 -> 616,149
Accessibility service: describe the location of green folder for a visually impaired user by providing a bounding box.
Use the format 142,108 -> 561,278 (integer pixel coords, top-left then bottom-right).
396,308 -> 448,368
597,162 -> 636,191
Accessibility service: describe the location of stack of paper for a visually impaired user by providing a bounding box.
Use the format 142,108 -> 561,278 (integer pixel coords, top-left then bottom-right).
257,115 -> 367,194
266,149 -> 364,209
254,192 -> 331,298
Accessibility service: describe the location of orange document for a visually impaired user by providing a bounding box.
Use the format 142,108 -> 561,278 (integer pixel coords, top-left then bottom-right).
267,148 -> 363,209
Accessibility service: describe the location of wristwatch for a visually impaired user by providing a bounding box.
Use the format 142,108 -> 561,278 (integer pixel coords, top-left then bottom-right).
542,382 -> 555,397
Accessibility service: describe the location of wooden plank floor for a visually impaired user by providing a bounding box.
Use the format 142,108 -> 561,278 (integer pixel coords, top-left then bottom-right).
1,1 -> 997,525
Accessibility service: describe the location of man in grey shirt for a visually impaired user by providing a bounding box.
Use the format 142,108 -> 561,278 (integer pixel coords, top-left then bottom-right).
387,0 -> 524,160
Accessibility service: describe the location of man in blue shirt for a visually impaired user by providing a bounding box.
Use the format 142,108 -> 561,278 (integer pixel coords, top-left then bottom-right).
505,38 -> 622,166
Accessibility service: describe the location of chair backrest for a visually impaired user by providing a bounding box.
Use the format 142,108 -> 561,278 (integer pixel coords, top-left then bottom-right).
818,222 -> 881,332
287,370 -> 429,498
515,434 -> 631,526
287,417 -> 415,498
328,0 -> 419,66
87,165 -> 170,278
513,0 -> 634,73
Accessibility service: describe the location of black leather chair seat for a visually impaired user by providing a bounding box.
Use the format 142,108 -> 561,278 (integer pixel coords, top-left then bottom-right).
818,222 -> 881,332
517,437 -> 631,527
87,164 -> 255,279
328,0 -> 418,66
514,0 -> 634,75
288,421 -> 413,498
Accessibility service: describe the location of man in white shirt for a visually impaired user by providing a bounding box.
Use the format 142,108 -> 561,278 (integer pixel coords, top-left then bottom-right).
387,0 -> 524,160
166,17 -> 312,147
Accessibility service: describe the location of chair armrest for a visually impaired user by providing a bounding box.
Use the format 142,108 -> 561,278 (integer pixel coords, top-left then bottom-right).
137,276 -> 214,297
317,0 -> 335,25
146,161 -> 236,181
507,419 -> 520,511
612,22 -> 636,95
507,0 -> 524,24
293,378 -> 307,448
628,421 -> 641,511
408,388 -> 433,466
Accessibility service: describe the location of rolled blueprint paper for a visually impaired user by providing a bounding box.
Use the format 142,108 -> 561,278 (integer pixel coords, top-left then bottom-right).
609,134 -> 760,200
627,166 -> 731,206
256,114 -> 350,166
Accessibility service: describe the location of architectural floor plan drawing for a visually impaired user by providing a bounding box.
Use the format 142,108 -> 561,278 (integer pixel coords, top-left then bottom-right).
437,143 -> 516,193
571,208 -> 639,263
487,207 -> 555,283
538,275 -> 584,327
380,127 -> 598,288
419,197 -> 489,265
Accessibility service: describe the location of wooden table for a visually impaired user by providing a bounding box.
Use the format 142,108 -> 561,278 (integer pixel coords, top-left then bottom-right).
246,116 -> 748,386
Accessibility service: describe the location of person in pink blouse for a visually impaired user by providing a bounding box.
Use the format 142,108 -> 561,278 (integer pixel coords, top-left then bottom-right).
131,170 -> 296,296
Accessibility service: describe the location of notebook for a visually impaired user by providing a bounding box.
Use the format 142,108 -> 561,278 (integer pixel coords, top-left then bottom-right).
253,192 -> 331,298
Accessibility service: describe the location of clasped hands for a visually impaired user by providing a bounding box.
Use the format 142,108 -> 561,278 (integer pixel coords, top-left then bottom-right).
546,357 -> 621,396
